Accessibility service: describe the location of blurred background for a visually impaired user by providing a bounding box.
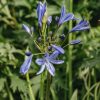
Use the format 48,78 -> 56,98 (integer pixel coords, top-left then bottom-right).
0,0 -> 100,100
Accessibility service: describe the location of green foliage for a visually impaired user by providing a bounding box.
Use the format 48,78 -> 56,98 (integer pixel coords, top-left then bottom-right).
0,78 -> 6,91
10,75 -> 28,93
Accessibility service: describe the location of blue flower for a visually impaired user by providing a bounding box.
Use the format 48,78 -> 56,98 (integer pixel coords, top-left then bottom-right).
37,2 -> 46,27
58,6 -> 74,26
36,52 -> 64,76
69,40 -> 81,45
47,16 -> 52,25
20,52 -> 33,74
69,20 -> 90,33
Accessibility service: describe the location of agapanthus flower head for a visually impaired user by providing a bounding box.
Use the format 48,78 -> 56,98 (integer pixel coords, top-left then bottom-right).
20,52 -> 33,74
36,51 -> 64,76
70,40 -> 81,45
37,2 -> 46,27
47,16 -> 52,25
69,20 -> 90,33
58,6 -> 75,26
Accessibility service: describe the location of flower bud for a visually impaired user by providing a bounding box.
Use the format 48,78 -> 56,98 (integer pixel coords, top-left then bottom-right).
37,37 -> 42,42
59,34 -> 65,40
69,40 -> 81,45
25,52 -> 32,56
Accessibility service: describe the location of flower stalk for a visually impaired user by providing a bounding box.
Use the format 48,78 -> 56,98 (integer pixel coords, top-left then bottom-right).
68,0 -> 73,99
46,72 -> 51,100
40,73 -> 44,100
26,73 -> 35,100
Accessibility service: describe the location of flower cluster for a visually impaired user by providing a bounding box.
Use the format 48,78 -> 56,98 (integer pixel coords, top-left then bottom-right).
20,2 -> 90,76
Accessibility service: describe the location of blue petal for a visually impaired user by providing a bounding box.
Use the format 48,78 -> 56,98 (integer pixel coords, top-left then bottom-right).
50,59 -> 64,64
45,61 -> 55,76
37,2 -> 46,27
69,20 -> 90,32
52,45 -> 65,54
70,40 -> 81,45
60,6 -> 66,19
49,50 -> 59,59
58,6 -> 74,25
47,16 -> 52,25
63,13 -> 74,22
37,2 -> 43,27
41,2 -> 46,17
22,24 -> 31,34
36,64 -> 46,75
20,55 -> 33,74
78,20 -> 88,26
44,53 -> 49,58
59,13 -> 74,25
35,58 -> 44,65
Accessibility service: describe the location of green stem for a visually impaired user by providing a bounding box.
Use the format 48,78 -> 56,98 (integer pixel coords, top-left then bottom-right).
68,0 -> 73,99
40,73 -> 44,100
26,73 -> 35,100
94,83 -> 100,100
50,87 -> 58,100
46,72 -> 51,100
93,68 -> 96,83
5,81 -> 14,100
87,69 -> 91,100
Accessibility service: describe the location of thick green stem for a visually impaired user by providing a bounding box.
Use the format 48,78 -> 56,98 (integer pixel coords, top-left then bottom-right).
46,72 -> 51,100
68,0 -> 73,99
26,73 -> 35,100
40,73 -> 44,100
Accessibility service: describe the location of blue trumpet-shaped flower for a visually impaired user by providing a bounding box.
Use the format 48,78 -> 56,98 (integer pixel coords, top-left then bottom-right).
69,20 -> 90,33
36,51 -> 64,76
20,52 -> 33,74
58,6 -> 74,26
37,2 -> 46,27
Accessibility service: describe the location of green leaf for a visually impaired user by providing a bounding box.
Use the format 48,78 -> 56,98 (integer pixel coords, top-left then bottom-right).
71,89 -> 78,100
31,75 -> 41,96
10,75 -> 28,93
